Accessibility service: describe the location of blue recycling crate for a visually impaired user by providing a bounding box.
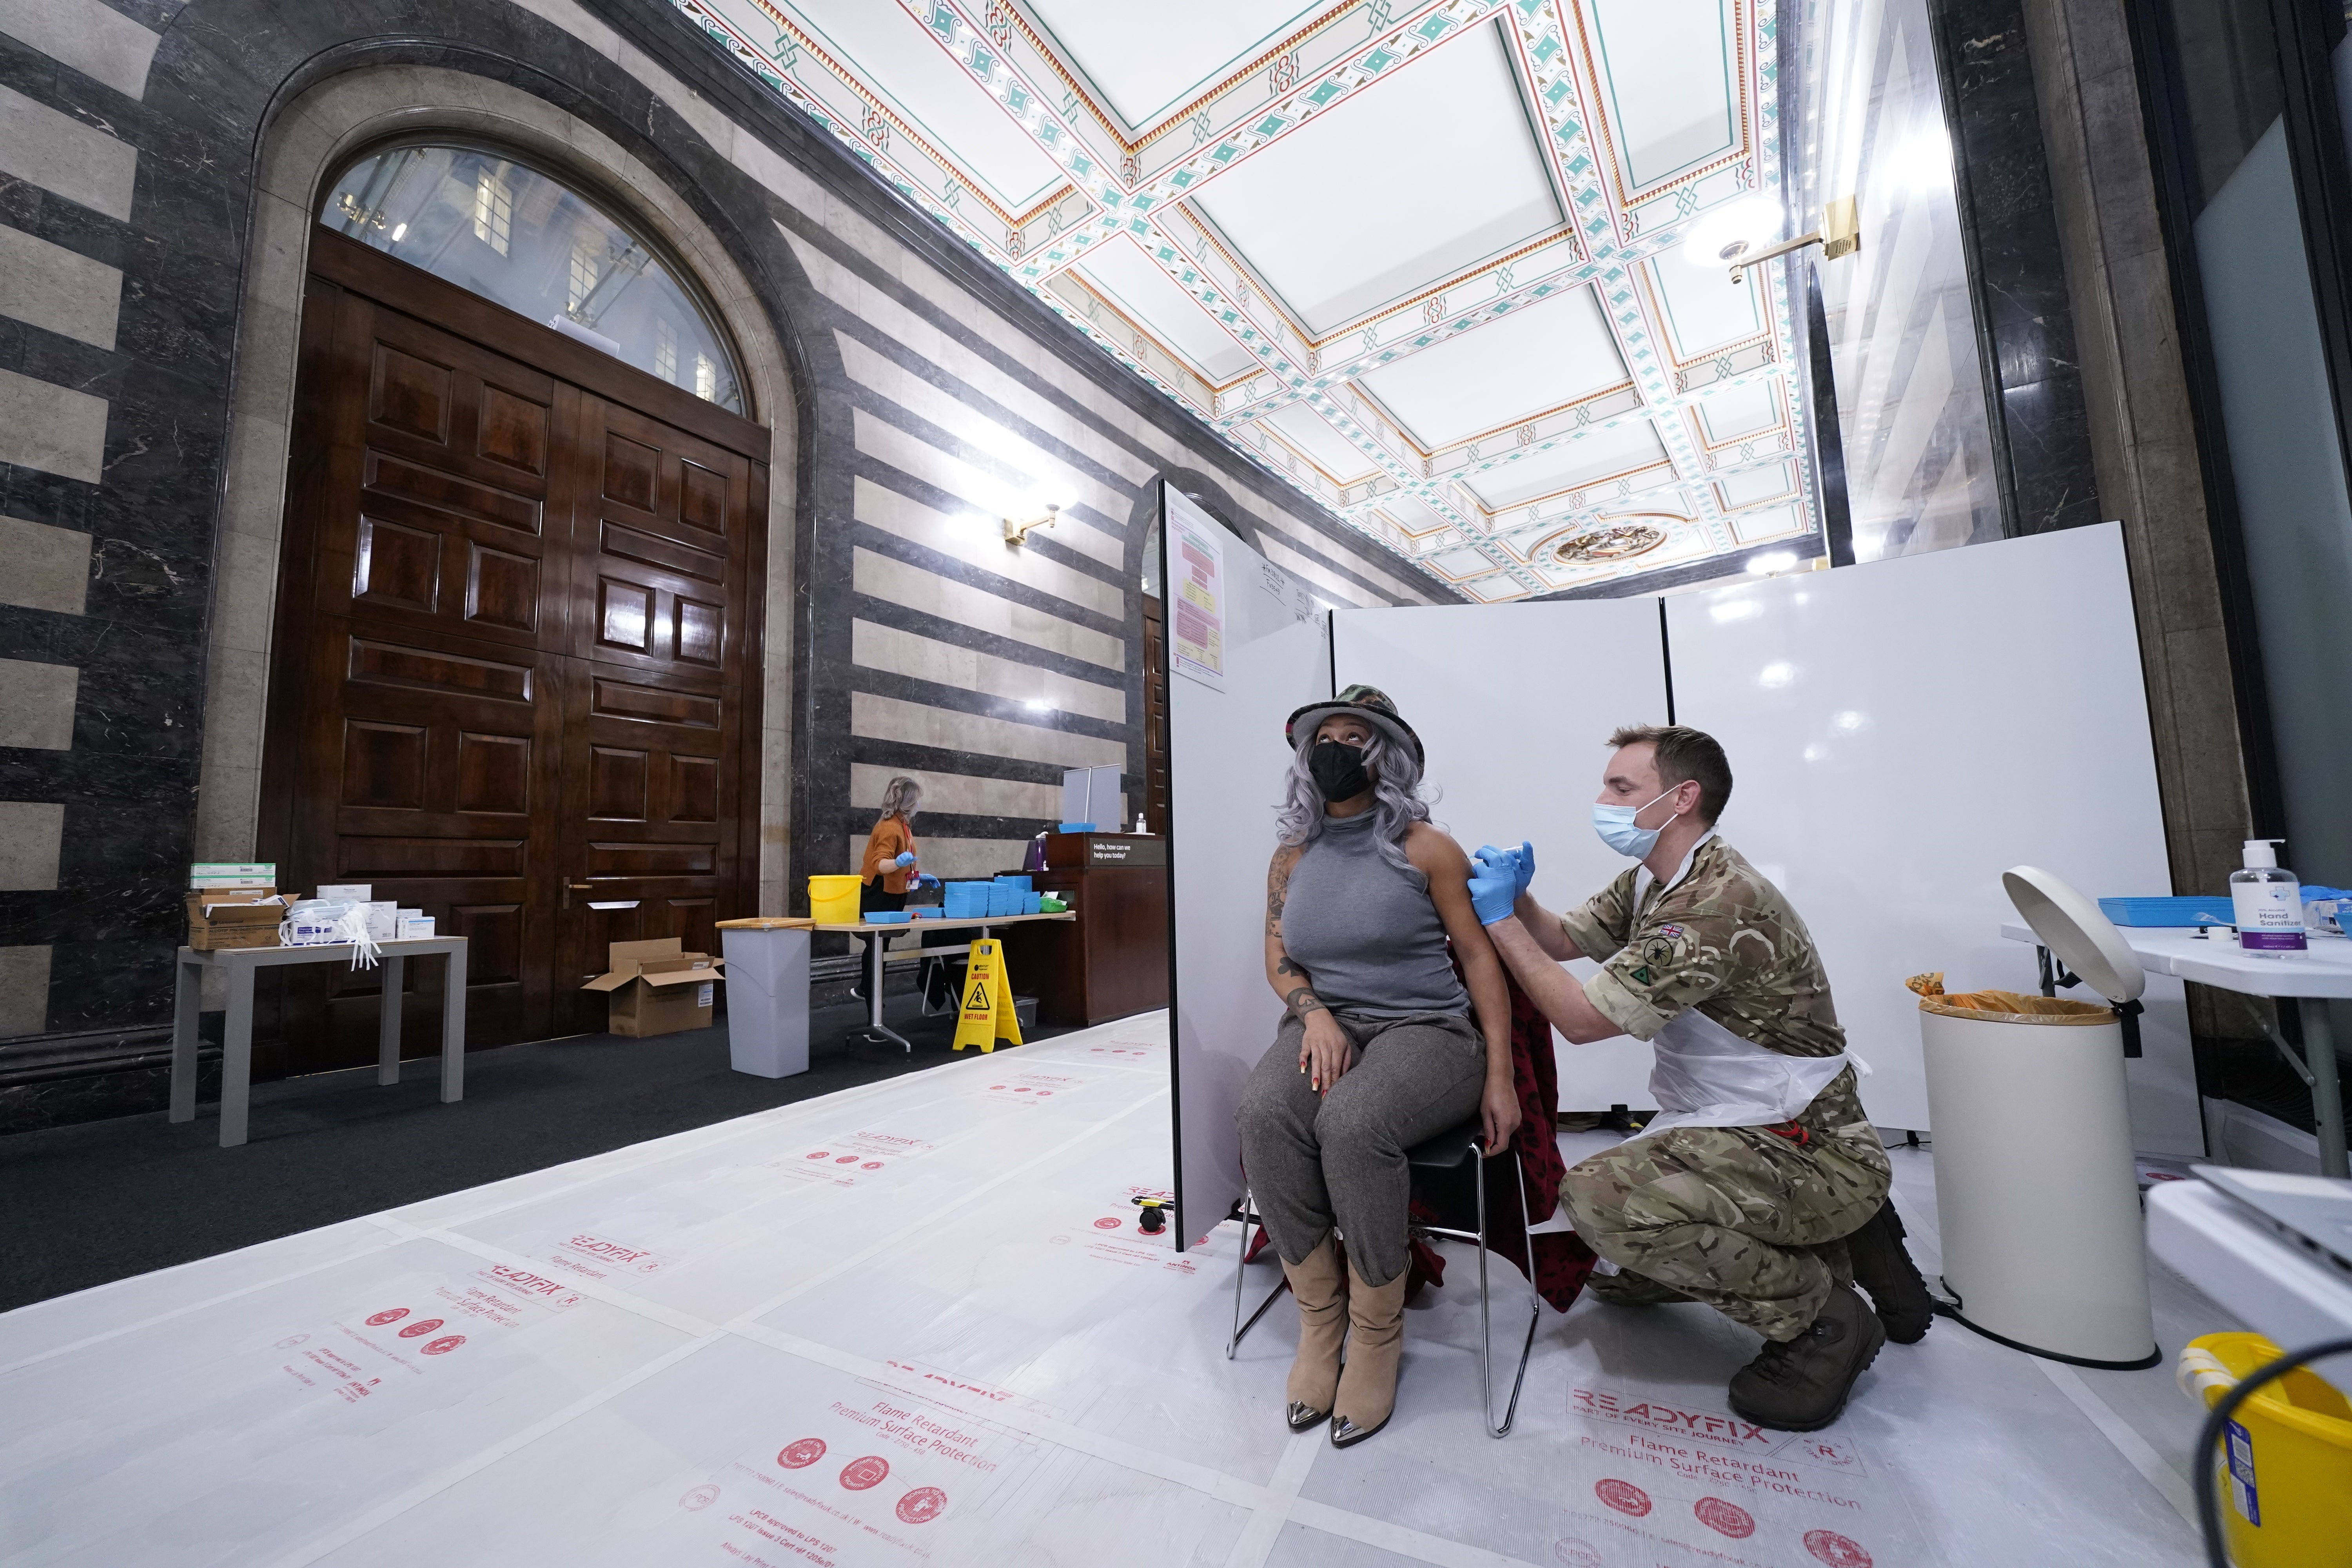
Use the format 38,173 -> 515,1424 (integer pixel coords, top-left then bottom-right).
2098,895 -> 2237,927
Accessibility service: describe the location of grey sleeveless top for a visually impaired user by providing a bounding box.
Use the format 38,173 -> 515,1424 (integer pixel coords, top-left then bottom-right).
1280,811 -> 1468,1016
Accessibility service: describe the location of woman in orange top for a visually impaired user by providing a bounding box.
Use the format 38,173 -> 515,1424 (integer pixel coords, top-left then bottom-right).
858,775 -> 926,916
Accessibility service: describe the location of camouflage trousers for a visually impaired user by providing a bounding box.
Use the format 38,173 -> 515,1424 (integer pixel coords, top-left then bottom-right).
1561,1123 -> 1890,1341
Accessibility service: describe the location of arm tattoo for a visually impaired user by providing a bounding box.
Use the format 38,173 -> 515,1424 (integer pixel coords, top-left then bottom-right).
1265,852 -> 1295,937
1274,955 -> 1307,978
1285,985 -> 1329,1016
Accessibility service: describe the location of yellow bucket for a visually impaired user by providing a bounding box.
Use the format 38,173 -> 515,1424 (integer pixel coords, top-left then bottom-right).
2180,1332 -> 2352,1567
808,875 -> 863,924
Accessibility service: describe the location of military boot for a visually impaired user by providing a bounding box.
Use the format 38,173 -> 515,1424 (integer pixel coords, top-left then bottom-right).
1280,1239 -> 1348,1432
1844,1200 -> 1934,1344
1726,1283 -> 1886,1432
1329,1260 -> 1408,1447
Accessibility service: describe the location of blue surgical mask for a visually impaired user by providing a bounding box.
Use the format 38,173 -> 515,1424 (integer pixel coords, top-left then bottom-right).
1592,786 -> 1680,858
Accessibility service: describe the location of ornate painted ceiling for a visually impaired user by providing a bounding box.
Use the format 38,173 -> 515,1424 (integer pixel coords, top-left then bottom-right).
667,0 -> 1821,601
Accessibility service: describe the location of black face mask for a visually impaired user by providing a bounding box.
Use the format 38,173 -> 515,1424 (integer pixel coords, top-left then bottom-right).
1307,739 -> 1372,802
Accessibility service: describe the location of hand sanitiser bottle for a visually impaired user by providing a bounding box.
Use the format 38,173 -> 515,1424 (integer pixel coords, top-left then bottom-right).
2231,838 -> 2307,956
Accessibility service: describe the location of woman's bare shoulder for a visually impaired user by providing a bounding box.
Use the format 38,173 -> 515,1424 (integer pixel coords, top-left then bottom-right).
1402,821 -> 1466,872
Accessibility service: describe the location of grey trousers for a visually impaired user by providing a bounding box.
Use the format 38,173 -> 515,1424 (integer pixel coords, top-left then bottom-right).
1235,1008 -> 1488,1288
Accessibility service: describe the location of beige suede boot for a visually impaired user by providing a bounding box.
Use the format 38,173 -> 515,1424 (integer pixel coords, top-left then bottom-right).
1280,1238 -> 1349,1431
1329,1260 -> 1408,1447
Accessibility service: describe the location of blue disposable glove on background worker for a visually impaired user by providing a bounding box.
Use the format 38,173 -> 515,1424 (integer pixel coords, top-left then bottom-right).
893,851 -> 915,869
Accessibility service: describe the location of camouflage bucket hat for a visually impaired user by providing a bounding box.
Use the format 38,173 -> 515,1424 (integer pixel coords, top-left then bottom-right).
1285,683 -> 1424,768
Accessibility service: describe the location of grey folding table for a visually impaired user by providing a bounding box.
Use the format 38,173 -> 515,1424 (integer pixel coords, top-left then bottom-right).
814,912 -> 1076,1053
170,936 -> 469,1147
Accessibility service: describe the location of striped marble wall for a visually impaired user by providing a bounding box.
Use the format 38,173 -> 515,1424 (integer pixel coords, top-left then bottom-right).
0,0 -> 169,1041
772,185 -> 1447,886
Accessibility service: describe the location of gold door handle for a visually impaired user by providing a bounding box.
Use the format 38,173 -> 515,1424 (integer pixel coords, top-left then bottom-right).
563,881 -> 593,910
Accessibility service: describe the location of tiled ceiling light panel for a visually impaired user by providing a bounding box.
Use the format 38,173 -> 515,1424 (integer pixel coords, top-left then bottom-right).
666,0 -> 1821,599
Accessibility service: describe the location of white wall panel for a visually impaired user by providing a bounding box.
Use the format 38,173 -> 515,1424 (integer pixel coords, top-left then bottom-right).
1333,599 -> 1671,1109
1167,487 -> 1331,1244
1667,524 -> 2181,1139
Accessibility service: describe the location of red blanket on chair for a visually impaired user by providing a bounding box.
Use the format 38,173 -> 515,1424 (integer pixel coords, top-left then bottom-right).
1408,962 -> 1597,1312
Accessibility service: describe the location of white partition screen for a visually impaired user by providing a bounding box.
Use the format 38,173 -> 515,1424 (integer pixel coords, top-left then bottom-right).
1164,486 -> 1332,1247
1666,523 -> 2185,1138
1332,600 -> 1672,1109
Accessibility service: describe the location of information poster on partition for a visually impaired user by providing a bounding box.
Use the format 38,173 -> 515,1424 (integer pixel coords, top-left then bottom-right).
1165,486 -> 1226,691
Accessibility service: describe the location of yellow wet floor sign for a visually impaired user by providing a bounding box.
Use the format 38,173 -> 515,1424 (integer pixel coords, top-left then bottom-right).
952,938 -> 1022,1053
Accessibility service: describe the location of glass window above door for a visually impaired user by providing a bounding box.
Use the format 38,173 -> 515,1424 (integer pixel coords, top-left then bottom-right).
320,144 -> 745,414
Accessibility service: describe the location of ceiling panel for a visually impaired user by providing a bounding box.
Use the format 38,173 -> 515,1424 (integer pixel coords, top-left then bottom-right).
1716,461 -> 1798,508
1646,250 -> 1766,359
1260,400 -> 1377,480
1694,379 -> 1779,443
1463,419 -> 1670,510
1190,22 -> 1563,334
677,0 -> 1815,603
1354,286 -> 1626,449
1073,236 -> 1258,381
1585,0 -> 1742,190
1024,0 -> 1332,132
782,0 -> 1068,211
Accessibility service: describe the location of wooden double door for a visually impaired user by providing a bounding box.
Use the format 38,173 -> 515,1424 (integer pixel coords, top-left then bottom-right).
260,230 -> 768,1067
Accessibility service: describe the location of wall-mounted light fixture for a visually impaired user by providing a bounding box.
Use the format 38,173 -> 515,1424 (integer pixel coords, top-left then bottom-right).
1003,488 -> 1074,547
1720,198 -> 1861,285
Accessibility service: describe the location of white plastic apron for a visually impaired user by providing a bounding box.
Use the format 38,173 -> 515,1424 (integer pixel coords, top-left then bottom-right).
1623,831 -> 1861,1140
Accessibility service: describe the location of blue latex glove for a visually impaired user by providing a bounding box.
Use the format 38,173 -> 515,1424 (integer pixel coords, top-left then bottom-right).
1472,841 -> 1536,898
915,873 -> 940,889
1467,858 -> 1520,926
893,851 -> 915,868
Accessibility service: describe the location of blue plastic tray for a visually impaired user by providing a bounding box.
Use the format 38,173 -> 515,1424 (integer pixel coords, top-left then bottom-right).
2098,895 -> 2236,927
863,910 -> 911,924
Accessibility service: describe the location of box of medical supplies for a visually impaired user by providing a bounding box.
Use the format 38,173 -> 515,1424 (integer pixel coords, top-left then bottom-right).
580,938 -> 724,1036
189,862 -> 275,891
186,892 -> 285,950
396,914 -> 435,940
2097,895 -> 2237,927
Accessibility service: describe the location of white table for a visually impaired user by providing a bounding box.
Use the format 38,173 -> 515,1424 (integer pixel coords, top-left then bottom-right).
814,912 -> 1076,1053
2147,1178 -> 2352,1377
170,937 -> 469,1147
2003,920 -> 2350,1175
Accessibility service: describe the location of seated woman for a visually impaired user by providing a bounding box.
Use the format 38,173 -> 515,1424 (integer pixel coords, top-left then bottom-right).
1236,685 -> 1518,1448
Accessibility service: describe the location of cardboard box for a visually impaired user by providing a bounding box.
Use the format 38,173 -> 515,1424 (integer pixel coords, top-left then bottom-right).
187,891 -> 284,951
581,938 -> 724,1037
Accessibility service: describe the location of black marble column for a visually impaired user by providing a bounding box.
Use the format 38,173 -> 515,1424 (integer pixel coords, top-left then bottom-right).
1930,0 -> 2105,534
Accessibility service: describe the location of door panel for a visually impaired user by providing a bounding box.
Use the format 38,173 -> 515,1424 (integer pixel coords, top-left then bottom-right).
265,233 -> 766,1069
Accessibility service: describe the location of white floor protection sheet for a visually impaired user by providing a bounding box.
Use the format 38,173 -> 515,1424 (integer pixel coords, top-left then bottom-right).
0,1014 -> 2218,1568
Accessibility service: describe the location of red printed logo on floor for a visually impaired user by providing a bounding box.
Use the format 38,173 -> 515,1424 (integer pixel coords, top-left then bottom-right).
839,1455 -> 890,1491
366,1308 -> 409,1327
1093,1217 -> 1123,1230
778,1439 -> 826,1469
862,1161 -> 884,1170
1804,1530 -> 1872,1567
397,1318 -> 445,1339
1593,1479 -> 1651,1517
1694,1497 -> 1755,1538
806,1151 -> 831,1160
420,1335 -> 465,1356
835,1155 -> 859,1164
896,1486 -> 948,1524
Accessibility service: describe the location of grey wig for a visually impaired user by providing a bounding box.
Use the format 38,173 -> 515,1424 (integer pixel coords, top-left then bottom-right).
877,775 -> 924,824
1273,729 -> 1431,880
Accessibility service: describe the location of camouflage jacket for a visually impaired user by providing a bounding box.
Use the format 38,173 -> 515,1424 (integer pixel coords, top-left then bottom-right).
1560,835 -> 1872,1142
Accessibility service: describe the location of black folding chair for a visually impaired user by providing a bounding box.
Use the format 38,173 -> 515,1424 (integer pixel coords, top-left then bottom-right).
1226,1119 -> 1543,1437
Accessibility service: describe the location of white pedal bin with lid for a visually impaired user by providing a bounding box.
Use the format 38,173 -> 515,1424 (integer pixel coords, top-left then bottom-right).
1917,867 -> 2159,1367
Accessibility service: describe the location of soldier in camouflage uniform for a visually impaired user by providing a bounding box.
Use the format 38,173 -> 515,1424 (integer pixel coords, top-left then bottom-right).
1465,724 -> 1930,1432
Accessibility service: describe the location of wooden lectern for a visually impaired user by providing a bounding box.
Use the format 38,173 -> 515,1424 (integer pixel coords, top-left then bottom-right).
1002,832 -> 1169,1025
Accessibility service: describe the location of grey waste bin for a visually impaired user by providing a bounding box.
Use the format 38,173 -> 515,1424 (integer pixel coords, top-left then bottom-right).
719,919 -> 811,1078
